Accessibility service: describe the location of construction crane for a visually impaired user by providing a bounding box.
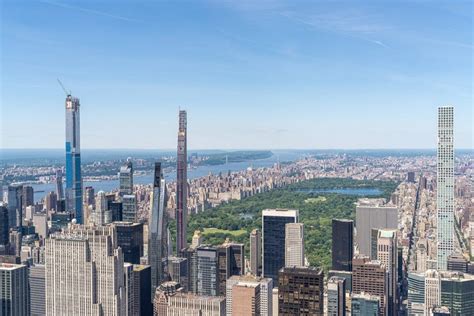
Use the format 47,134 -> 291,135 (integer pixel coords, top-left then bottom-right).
57,79 -> 71,96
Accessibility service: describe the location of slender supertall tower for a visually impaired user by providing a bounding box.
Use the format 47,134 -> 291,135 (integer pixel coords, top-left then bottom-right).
176,110 -> 187,253
437,106 -> 454,270
149,162 -> 168,296
65,94 -> 83,223
55,169 -> 64,200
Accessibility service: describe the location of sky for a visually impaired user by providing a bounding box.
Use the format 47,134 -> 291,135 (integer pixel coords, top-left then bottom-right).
1,0 -> 472,150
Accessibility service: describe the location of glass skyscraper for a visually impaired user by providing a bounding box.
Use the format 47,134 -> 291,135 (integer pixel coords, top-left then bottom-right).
332,219 -> 354,271
262,209 -> 299,285
437,106 -> 454,270
65,95 -> 83,223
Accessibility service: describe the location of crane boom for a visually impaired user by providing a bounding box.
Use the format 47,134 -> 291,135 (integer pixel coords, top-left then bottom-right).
57,79 -> 71,96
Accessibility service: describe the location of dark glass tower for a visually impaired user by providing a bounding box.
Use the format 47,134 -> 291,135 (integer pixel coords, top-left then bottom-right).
65,95 -> 83,223
115,222 -> 143,264
332,219 -> 354,271
262,209 -> 298,285
176,110 -> 187,253
149,163 -> 168,295
278,266 -> 324,316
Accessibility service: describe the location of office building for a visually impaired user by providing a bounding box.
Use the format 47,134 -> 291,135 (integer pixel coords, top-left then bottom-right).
352,255 -> 388,316
285,222 -> 304,267
424,269 -> 441,315
327,276 -> 346,316
329,270 -> 353,292
29,264 -> 45,316
226,275 -> 273,316
50,211 -> 72,232
407,171 -> 416,183
44,191 -> 57,211
7,185 -> 22,228
407,272 -> 425,316
332,219 -> 354,271
376,229 -> 398,315
356,201 -> 398,258
351,292 -> 380,316
262,209 -> 299,285
64,94 -> 83,223
122,194 -> 137,222
231,283 -> 260,315
197,245 -> 219,296
131,264 -> 152,316
149,162 -> 168,295
154,290 -> 226,316
0,263 -> 29,316
109,200 -> 123,222
119,159 -> 133,196
440,271 -> 474,316
0,204 -> 8,247
55,169 -> 64,201
32,213 -> 48,239
437,106 -> 454,270
278,266 -> 324,316
45,225 -> 125,315
182,246 -> 199,293
168,256 -> 189,292
176,110 -> 188,253
83,186 -> 95,207
250,228 -> 262,276
217,240 -> 244,296
22,186 -> 34,210
91,190 -> 111,225
447,253 -> 468,273
115,222 -> 143,264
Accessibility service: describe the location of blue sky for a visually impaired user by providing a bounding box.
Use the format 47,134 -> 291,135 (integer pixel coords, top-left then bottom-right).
1,0 -> 472,149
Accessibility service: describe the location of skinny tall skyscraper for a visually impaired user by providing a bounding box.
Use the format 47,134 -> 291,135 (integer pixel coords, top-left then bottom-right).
176,110 -> 188,253
149,162 -> 168,295
437,106 -> 454,270
65,94 -> 83,223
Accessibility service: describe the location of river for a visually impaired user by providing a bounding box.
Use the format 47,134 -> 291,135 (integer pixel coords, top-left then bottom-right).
31,151 -> 303,202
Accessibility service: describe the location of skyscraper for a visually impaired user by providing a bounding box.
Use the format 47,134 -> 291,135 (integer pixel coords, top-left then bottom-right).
119,159 -> 133,196
7,185 -> 23,229
217,240 -> 245,296
376,229 -> 398,316
226,275 -> 273,316
440,271 -> 474,315
250,229 -> 262,276
65,94 -> 83,223
351,292 -> 380,316
55,169 -> 64,200
437,106 -> 454,270
115,222 -> 143,264
21,186 -> 34,210
0,263 -> 29,316
327,276 -> 346,316
285,222 -> 304,267
355,201 -> 398,257
176,110 -> 188,253
332,219 -> 354,271
0,204 -> 8,248
262,209 -> 299,285
197,245 -> 219,296
352,255 -> 389,316
122,194 -> 137,222
46,225 -> 126,315
29,264 -> 46,316
231,283 -> 261,316
278,266 -> 324,316
149,162 -> 168,295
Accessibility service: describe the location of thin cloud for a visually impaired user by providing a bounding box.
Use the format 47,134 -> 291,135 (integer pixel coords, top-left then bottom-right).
39,0 -> 142,23
279,10 -> 389,49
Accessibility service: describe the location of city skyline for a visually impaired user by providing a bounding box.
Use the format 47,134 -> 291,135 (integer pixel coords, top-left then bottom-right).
2,1 -> 472,150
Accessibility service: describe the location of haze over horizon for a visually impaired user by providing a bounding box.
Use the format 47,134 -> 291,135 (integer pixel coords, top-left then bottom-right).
2,1 -> 472,149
